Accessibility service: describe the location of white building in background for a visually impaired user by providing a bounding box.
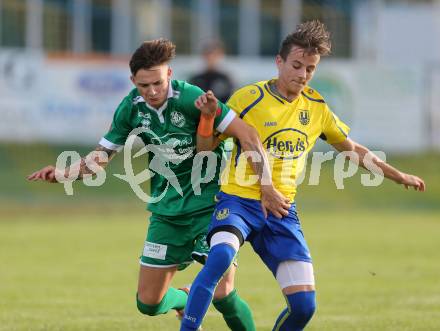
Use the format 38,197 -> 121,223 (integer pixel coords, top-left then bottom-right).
0,0 -> 316,57
1,0 -> 438,60
351,0 -> 440,149
0,0 -> 439,150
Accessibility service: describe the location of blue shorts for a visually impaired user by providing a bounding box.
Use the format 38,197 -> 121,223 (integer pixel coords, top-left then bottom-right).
207,192 -> 312,276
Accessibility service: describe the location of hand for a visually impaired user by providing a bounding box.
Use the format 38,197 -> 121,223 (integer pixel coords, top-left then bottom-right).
261,185 -> 291,219
27,165 -> 59,183
397,173 -> 425,192
194,90 -> 218,118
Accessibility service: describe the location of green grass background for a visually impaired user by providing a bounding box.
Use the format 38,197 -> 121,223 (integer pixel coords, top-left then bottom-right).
1,144 -> 439,330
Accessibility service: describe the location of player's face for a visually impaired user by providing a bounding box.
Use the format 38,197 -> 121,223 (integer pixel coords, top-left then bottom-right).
131,65 -> 172,109
276,46 -> 320,99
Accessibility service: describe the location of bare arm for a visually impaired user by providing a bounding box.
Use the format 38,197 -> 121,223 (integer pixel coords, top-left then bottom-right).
332,138 -> 425,191
198,135 -> 222,152
194,90 -> 221,152
27,145 -> 117,183
196,131 -> 219,152
223,117 -> 291,218
75,145 -> 117,179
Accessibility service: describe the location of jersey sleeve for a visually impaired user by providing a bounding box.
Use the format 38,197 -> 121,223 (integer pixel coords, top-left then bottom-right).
320,104 -> 350,144
215,85 -> 263,141
226,84 -> 262,118
99,96 -> 133,151
214,99 -> 236,133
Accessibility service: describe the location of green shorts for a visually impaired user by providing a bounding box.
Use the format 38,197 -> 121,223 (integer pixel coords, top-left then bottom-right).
140,208 -> 213,270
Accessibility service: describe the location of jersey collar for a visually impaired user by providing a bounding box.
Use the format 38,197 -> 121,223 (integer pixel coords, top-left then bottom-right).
266,79 -> 300,105
141,82 -> 179,123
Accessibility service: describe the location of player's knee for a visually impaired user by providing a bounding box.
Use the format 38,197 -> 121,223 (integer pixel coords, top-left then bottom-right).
205,243 -> 236,279
213,282 -> 234,300
136,302 -> 159,316
136,293 -> 163,316
287,291 -> 316,325
294,298 -> 316,322
137,289 -> 163,306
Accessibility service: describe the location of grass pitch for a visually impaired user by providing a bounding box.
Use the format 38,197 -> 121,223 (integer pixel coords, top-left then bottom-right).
1,209 -> 439,331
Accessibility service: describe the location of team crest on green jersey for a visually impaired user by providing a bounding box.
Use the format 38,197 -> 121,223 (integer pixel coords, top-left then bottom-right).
170,111 -> 186,127
216,208 -> 230,220
141,119 -> 151,129
299,109 -> 310,125
138,111 -> 152,129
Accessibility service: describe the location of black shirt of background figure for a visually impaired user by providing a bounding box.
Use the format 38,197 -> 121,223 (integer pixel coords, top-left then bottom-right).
189,70 -> 234,104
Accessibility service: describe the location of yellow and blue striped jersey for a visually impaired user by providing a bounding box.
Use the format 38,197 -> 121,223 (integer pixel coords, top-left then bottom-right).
221,79 -> 350,202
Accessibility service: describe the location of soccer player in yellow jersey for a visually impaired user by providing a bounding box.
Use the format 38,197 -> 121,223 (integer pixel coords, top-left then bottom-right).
180,21 -> 425,331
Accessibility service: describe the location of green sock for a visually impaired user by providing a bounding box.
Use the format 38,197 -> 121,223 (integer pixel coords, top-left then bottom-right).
213,289 -> 256,331
136,287 -> 187,316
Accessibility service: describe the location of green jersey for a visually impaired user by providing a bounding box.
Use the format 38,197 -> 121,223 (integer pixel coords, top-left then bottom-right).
99,80 -> 235,216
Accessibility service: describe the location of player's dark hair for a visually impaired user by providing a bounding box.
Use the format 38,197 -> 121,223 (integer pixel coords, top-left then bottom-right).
129,38 -> 176,75
279,20 -> 331,59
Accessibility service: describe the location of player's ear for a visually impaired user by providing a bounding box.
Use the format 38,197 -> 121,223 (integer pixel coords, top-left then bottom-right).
275,55 -> 283,69
130,75 -> 135,85
167,66 -> 172,79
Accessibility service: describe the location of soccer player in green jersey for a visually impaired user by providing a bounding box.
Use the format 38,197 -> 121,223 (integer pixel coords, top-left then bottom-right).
27,39 -> 287,330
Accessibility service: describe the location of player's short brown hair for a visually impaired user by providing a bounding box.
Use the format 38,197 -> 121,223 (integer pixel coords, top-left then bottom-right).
129,38 -> 176,75
279,20 -> 331,59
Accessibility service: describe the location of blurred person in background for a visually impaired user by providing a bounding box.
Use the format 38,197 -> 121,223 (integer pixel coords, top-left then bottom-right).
180,20 -> 426,331
189,40 -> 234,104
27,38 -> 288,331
